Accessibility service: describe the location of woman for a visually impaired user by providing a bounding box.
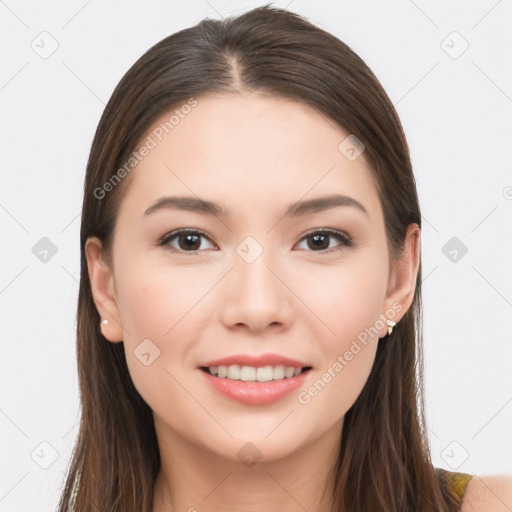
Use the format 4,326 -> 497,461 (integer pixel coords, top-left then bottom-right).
58,5 -> 512,511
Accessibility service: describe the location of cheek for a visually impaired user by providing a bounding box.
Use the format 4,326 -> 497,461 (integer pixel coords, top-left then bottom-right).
297,341 -> 378,432
114,261 -> 209,401
116,259 -> 211,345
294,256 -> 386,416
296,252 -> 388,339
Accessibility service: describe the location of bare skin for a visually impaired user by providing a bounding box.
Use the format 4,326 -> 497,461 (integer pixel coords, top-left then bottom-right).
462,474 -> 512,512
86,92 -> 424,511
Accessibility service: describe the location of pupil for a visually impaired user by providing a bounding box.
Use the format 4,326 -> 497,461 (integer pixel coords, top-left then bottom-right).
309,234 -> 328,250
180,234 -> 200,250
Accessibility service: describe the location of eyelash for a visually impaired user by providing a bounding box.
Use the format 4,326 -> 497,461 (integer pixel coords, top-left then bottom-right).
158,228 -> 354,255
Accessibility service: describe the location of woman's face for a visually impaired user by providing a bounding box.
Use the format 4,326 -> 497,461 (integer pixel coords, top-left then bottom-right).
87,93 -> 416,463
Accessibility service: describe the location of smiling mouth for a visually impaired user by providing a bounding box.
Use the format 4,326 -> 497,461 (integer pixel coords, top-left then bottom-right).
200,365 -> 312,382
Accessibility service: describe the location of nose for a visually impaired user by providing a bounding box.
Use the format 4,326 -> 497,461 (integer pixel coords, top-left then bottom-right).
220,250 -> 293,333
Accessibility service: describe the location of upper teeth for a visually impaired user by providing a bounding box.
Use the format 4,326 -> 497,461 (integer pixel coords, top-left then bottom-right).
208,365 -> 302,382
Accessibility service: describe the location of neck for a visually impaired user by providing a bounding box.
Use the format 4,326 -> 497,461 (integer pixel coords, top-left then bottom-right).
152,419 -> 342,512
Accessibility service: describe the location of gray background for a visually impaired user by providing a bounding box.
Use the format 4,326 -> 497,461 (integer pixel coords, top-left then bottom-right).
1,0 -> 511,510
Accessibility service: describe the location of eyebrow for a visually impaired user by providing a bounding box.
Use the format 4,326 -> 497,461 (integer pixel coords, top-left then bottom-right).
143,194 -> 368,219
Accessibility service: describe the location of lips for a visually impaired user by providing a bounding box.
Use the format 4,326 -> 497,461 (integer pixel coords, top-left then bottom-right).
199,353 -> 311,369
198,353 -> 313,405
199,367 -> 310,405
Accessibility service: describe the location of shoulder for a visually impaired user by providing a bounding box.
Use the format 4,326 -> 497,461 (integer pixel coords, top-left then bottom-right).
460,473 -> 512,512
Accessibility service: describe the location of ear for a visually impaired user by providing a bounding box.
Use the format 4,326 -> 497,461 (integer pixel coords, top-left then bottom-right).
85,236 -> 124,343
379,223 -> 421,337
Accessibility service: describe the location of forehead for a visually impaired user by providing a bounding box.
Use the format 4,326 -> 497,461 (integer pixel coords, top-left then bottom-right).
118,93 -> 382,224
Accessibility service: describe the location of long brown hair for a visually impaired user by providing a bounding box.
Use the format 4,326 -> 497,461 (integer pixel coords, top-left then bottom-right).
59,5 -> 459,511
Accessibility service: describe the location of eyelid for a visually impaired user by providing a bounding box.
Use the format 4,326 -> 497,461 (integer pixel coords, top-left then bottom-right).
299,227 -> 351,241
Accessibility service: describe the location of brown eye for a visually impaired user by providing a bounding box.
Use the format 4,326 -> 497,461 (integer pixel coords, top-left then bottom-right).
160,230 -> 216,253
296,229 -> 353,254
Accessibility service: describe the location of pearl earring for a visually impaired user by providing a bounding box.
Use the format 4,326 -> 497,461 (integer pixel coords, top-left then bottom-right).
386,320 -> 396,336
100,319 -> 109,327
